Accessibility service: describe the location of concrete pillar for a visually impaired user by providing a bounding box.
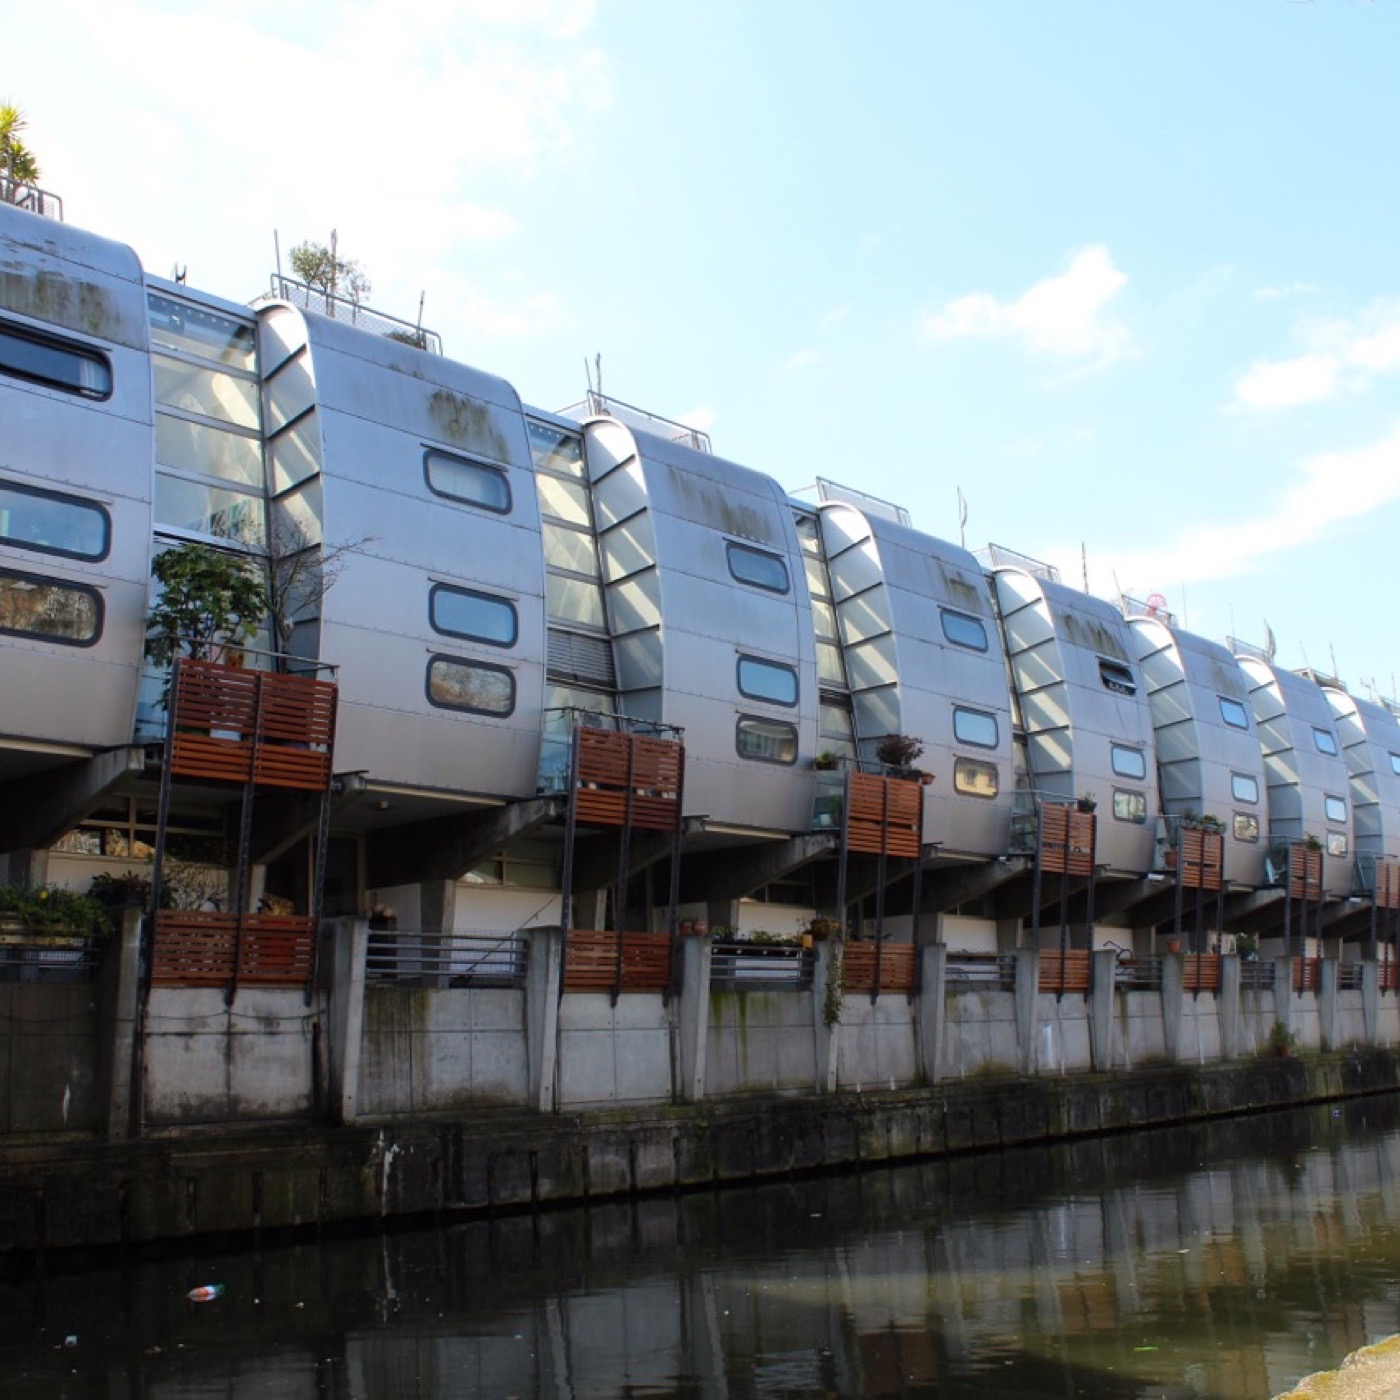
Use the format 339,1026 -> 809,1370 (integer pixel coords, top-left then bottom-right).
1272,957 -> 1295,1043
2,849 -> 48,885
1318,957 -> 1339,1050
677,935 -> 712,1102
814,940 -> 842,1092
1363,959 -> 1380,1046
1161,952 -> 1184,1063
526,925 -> 564,1112
1219,954 -> 1242,1060
326,916 -> 368,1124
915,944 -> 947,1084
103,906 -> 145,1139
1014,947 -> 1038,1076
1089,949 -> 1118,1071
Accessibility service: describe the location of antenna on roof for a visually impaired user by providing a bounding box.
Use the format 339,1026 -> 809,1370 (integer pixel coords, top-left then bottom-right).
956,487 -> 968,549
273,228 -> 282,280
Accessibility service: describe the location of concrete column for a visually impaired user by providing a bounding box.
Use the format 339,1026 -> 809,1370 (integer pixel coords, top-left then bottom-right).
103,906 -> 145,1139
677,935 -> 712,1102
526,925 -> 564,1112
1014,947 -> 1038,1076
1161,952 -> 1184,1063
814,940 -> 842,1092
326,916 -> 368,1124
1089,949 -> 1118,1071
1363,959 -> 1380,1046
1219,954 -> 1242,1060
915,944 -> 947,1084
1318,957 -> 1339,1050
1272,957 -> 1295,1042
2,849 -> 48,886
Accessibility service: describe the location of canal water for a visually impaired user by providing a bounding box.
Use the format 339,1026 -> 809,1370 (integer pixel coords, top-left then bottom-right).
6,1099 -> 1400,1398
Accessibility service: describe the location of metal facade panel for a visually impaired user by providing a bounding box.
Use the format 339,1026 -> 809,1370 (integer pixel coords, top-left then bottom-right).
1326,689 -> 1400,862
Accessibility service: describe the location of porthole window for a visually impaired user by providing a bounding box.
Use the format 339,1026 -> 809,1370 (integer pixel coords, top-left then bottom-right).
426,656 -> 515,715
429,584 -> 517,647
1113,789 -> 1147,824
736,655 -> 798,707
735,716 -> 798,764
1098,659 -> 1137,696
0,482 -> 110,561
1110,744 -> 1147,780
424,448 -> 511,514
953,757 -> 998,798
0,567 -> 102,646
1327,832 -> 1349,858
0,317 -> 111,399
953,706 -> 998,749
1219,696 -> 1250,730
1313,726 -> 1339,756
1230,772 -> 1259,804
1233,813 -> 1260,843
940,608 -> 988,651
726,542 -> 789,594
1324,794 -> 1347,824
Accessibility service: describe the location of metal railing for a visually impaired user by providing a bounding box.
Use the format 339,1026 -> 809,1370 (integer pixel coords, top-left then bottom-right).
556,391 -> 712,453
709,941 -> 814,991
1114,955 -> 1163,991
365,930 -> 528,988
1,177 -> 62,220
944,953 -> 1017,992
267,275 -> 442,355
1239,959 -> 1276,991
537,705 -> 683,793
974,543 -> 1061,582
1338,962 -> 1366,991
0,933 -> 101,982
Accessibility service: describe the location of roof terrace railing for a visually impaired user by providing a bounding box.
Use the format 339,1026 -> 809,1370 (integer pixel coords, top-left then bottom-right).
266,274 -> 442,355
1,177 -> 62,220
974,543 -> 1061,583
556,391 -> 712,453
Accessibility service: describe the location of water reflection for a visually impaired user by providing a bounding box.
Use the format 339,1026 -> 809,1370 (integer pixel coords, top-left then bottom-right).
6,1100 -> 1400,1397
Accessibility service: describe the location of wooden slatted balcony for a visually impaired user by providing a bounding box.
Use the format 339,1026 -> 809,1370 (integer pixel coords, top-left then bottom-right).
1183,952 -> 1222,992
1179,828 -> 1224,891
843,941 -> 917,994
168,660 -> 337,791
563,929 -> 672,992
1039,949 -> 1092,993
846,773 -> 922,859
150,910 -> 316,987
1039,806 -> 1096,877
572,728 -> 683,832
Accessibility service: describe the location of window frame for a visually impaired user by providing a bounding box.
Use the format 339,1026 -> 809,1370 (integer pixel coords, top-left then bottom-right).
725,541 -> 790,594
1098,658 -> 1137,696
0,480 -> 111,562
1324,793 -> 1347,824
1110,744 -> 1147,780
953,705 -> 999,749
0,565 -> 103,647
1312,726 -> 1339,756
1218,696 -> 1251,730
953,756 -> 999,798
1230,772 -> 1259,804
939,607 -> 989,652
735,714 -> 799,765
1112,788 -> 1147,824
428,582 -> 518,648
1233,812 -> 1260,843
425,654 -> 516,716
736,654 -> 799,708
423,447 -> 512,515
0,316 -> 112,400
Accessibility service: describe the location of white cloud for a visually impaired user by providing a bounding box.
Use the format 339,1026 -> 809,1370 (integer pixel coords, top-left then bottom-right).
1096,420 -> 1400,589
1232,298 -> 1400,411
924,245 -> 1132,368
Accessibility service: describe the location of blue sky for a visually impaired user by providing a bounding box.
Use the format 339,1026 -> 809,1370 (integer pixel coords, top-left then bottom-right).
15,0 -> 1400,695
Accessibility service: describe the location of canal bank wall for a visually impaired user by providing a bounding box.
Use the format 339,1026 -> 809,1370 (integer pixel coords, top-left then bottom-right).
5,1048 -> 1400,1259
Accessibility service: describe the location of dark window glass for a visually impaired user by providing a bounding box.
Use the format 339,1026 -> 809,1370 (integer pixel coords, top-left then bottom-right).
426,656 -> 515,715
1313,726 -> 1339,756
1231,772 -> 1259,803
736,716 -> 798,764
1113,788 -> 1147,823
1219,696 -> 1250,730
1324,794 -> 1347,823
726,542 -> 789,594
940,608 -> 988,651
0,318 -> 111,398
953,706 -> 998,748
1099,659 -> 1137,695
1233,813 -> 1260,843
429,584 -> 518,647
424,449 -> 511,513
0,482 -> 110,560
953,757 -> 998,797
0,567 -> 102,645
737,655 -> 798,707
1110,744 -> 1147,779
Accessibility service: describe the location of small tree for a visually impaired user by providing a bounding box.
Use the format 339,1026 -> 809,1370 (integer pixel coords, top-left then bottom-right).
264,517 -> 372,668
0,102 -> 40,190
288,234 -> 370,308
145,544 -> 268,667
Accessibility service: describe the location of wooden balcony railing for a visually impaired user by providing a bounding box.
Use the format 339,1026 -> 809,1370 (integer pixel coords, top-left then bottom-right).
563,930 -> 672,992
843,941 -> 917,994
150,910 -> 316,987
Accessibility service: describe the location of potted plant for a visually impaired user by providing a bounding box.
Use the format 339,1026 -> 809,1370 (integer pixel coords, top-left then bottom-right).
875,733 -> 925,779
1266,1020 -> 1298,1058
1076,792 -> 1097,813
806,916 -> 841,941
812,750 -> 840,771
